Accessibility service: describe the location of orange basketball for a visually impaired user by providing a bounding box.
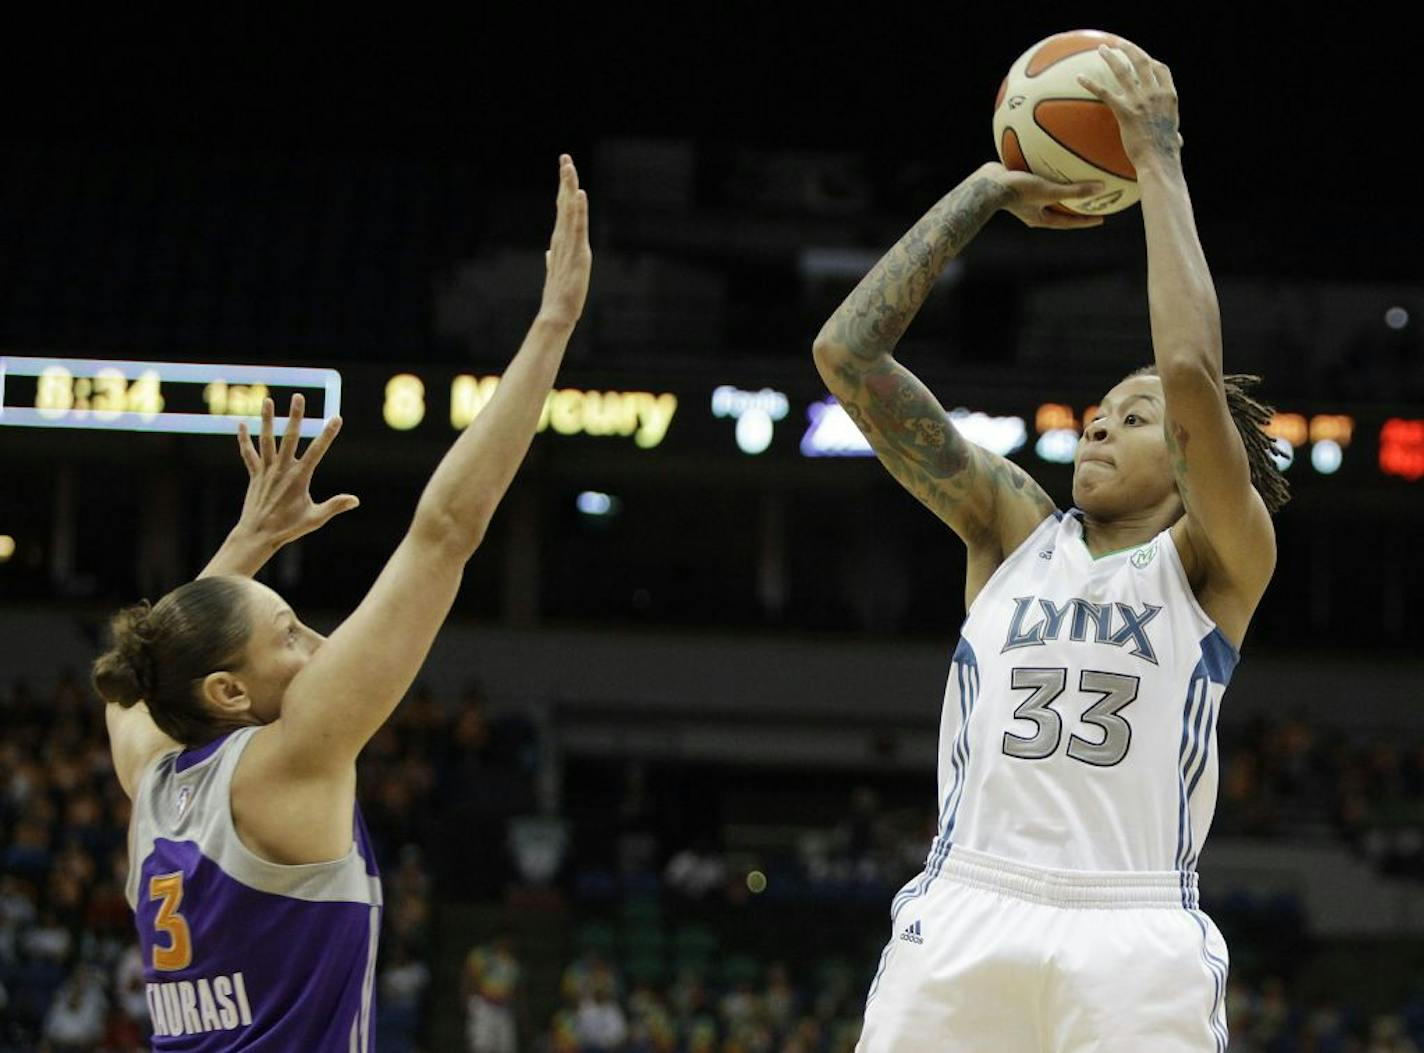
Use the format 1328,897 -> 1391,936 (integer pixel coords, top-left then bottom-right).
992,30 -> 1141,215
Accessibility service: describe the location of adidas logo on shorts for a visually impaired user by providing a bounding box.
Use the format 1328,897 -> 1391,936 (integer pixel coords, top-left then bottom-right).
898,919 -> 924,945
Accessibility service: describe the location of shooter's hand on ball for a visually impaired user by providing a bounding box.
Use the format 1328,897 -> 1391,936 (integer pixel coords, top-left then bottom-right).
1076,41 -> 1184,173
538,154 -> 593,329
979,162 -> 1107,230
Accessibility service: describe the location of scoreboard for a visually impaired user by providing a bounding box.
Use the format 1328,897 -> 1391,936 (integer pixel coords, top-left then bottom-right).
3,353 -> 1419,483
0,356 -> 339,437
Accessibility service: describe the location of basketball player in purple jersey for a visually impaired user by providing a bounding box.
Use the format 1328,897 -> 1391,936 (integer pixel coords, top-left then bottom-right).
814,44 -> 1288,1051
93,155 -> 591,1050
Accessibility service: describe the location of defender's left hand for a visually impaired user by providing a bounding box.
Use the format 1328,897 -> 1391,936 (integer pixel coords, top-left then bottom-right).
1076,41 -> 1184,172
234,394 -> 359,546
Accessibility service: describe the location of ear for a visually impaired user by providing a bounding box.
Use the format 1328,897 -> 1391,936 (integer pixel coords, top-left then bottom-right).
200,671 -> 252,719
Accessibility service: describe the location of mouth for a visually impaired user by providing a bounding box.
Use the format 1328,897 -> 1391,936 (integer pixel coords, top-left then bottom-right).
1080,455 -> 1115,467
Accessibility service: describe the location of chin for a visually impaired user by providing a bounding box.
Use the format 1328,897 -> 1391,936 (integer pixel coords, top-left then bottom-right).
1072,486 -> 1117,519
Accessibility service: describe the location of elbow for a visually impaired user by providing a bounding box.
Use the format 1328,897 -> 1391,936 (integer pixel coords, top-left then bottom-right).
410,500 -> 488,562
812,333 -> 852,376
1154,326 -> 1223,379
1155,356 -> 1221,392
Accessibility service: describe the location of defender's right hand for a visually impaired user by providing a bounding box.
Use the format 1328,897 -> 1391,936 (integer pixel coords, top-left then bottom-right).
539,154 -> 592,328
979,162 -> 1106,230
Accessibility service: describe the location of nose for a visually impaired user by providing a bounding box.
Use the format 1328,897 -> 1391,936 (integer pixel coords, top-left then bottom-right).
1084,419 -> 1109,443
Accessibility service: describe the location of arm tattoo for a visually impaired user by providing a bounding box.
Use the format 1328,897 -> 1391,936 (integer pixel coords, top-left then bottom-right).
824,175 -> 1012,366
816,173 -> 1051,540
1146,116 -> 1182,163
849,359 -> 1054,535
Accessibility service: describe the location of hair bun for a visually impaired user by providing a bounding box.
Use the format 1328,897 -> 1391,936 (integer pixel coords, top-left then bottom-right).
92,600 -> 158,708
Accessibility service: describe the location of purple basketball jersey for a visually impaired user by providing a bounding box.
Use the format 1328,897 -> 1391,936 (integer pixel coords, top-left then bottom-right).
126,727 -> 383,1050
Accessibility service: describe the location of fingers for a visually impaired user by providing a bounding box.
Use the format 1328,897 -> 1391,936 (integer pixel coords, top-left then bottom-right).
299,415 -> 343,475
1096,44 -> 1137,92
550,154 -> 576,245
259,398 -> 277,466
573,188 -> 589,244
1152,59 -> 1174,94
556,154 -> 576,212
1062,179 -> 1106,200
236,421 -> 261,478
1076,72 -> 1115,107
277,393 -> 305,462
313,494 -> 361,525
1017,175 -> 1104,204
550,154 -> 588,256
1037,208 -> 1106,231
1115,40 -> 1157,87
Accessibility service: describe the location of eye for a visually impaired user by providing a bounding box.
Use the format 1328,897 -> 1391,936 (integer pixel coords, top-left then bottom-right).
1125,413 -> 1141,426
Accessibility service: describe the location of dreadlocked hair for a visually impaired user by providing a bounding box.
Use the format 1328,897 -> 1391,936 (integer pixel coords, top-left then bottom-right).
1128,365 -> 1291,515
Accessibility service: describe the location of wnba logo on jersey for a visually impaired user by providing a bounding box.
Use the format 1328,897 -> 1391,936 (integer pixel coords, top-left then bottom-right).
1001,596 -> 1162,664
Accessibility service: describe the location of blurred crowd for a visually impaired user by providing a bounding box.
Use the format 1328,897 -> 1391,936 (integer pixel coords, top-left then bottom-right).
10,671 -> 1424,1050
1217,714 -> 1424,876
0,673 -> 455,1051
541,951 -> 864,1053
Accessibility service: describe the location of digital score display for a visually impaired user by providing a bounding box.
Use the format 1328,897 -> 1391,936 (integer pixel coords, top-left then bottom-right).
0,356 -> 341,436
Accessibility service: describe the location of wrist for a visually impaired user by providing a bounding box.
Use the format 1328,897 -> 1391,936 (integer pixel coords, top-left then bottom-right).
532,311 -> 579,336
199,524 -> 281,580
971,163 -> 1020,210
1130,142 -> 1184,181
226,524 -> 281,560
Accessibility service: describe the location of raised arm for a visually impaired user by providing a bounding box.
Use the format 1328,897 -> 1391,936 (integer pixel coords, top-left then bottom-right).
200,394 -> 358,578
1080,45 -> 1275,602
271,155 -> 591,772
107,397 -> 359,796
811,164 -> 1099,602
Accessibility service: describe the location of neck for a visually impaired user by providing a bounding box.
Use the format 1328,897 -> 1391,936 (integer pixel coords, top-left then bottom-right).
1077,505 -> 1181,558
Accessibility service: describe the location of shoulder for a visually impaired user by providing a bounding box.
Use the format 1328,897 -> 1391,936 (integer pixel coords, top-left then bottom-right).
106,702 -> 181,800
965,509 -> 1062,611
229,722 -> 358,864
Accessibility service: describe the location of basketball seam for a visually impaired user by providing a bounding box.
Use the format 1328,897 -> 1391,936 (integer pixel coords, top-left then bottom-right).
1024,34 -> 1122,78
1031,98 -> 1138,182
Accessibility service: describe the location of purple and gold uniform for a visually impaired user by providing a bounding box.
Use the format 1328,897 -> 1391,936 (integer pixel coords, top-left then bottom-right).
126,726 -> 382,1050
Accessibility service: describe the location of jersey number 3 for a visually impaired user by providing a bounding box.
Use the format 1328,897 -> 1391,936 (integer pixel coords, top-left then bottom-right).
1001,667 -> 1140,767
149,872 -> 193,971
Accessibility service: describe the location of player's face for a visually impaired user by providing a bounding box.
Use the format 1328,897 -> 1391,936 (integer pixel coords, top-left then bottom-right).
227,579 -> 325,723
1071,375 -> 1182,518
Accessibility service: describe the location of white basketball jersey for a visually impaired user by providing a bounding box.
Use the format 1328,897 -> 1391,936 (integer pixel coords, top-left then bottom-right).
929,510 -> 1238,877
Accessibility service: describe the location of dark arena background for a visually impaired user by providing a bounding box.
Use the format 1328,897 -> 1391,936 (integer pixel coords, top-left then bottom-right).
2,7 -> 1423,1051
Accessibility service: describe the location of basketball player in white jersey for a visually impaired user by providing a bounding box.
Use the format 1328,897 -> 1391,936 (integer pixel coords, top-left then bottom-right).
813,44 -> 1286,1051
93,156 -> 590,1050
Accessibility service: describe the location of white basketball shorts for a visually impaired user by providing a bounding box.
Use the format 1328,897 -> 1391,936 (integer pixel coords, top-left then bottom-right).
857,843 -> 1229,1052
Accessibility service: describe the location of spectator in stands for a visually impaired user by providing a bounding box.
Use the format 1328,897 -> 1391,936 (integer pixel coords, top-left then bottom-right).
627,983 -> 677,1053
112,943 -> 152,1048
40,964 -> 107,1052
563,947 -> 621,1004
378,941 -> 432,1053
572,968 -> 629,1048
762,961 -> 798,1033
464,929 -> 522,1053
574,970 -> 628,1051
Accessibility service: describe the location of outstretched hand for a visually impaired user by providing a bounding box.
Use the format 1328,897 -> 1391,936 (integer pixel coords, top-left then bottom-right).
539,154 -> 592,328
1075,41 -> 1183,172
980,162 -> 1107,230
234,394 -> 359,547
